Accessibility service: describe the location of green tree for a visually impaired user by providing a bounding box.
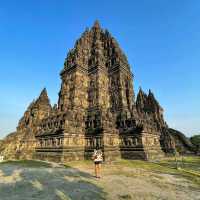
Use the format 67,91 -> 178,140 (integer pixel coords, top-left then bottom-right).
190,135 -> 200,147
190,135 -> 200,153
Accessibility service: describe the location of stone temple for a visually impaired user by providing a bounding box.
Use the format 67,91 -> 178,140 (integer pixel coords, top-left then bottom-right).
0,21 -> 195,161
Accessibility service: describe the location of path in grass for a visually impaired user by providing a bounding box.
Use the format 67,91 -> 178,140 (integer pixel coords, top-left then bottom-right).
0,158 -> 199,200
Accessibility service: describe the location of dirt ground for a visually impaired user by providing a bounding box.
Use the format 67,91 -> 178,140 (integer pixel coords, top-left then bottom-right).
0,158 -> 199,200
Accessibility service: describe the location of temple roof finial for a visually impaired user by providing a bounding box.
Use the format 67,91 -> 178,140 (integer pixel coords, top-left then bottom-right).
40,87 -> 47,97
138,87 -> 145,95
93,20 -> 101,29
37,87 -> 50,105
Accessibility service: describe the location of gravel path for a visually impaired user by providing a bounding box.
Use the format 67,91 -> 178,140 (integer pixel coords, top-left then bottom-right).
0,161 -> 199,200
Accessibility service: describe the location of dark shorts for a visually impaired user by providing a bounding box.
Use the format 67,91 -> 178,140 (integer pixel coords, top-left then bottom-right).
94,161 -> 102,165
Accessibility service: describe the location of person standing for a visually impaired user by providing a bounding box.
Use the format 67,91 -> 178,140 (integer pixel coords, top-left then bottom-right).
92,149 -> 103,178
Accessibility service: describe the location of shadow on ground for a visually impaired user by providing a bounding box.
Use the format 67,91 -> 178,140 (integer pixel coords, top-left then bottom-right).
0,160 -> 106,200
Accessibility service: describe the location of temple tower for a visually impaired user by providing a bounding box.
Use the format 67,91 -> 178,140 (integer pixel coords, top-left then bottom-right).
35,21 -> 164,161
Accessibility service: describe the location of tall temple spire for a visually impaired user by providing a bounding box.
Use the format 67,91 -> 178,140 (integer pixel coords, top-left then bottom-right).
63,20 -> 131,74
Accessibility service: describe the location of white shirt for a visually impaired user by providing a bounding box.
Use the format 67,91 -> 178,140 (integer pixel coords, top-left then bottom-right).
93,150 -> 103,162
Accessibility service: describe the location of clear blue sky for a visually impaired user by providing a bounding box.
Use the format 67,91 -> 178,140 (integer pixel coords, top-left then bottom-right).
0,0 -> 199,138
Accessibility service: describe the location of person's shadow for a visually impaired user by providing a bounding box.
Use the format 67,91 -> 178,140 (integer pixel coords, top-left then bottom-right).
0,161 -> 106,200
